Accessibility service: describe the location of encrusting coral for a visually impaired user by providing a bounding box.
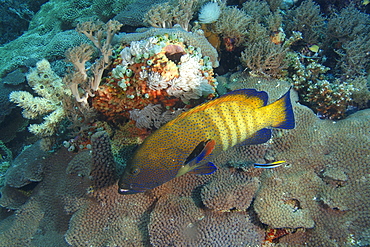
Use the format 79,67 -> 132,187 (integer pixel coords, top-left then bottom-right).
9,59 -> 71,137
92,30 -> 218,124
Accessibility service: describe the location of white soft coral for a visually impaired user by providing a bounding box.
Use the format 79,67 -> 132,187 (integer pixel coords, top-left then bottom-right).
198,1 -> 221,24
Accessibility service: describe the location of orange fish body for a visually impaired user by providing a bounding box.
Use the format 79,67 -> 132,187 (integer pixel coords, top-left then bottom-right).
118,89 -> 295,194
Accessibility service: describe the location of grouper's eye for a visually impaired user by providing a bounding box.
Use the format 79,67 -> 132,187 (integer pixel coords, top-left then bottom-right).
130,166 -> 140,176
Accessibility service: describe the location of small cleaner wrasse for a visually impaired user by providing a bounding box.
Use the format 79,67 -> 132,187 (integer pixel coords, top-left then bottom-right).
118,88 -> 295,194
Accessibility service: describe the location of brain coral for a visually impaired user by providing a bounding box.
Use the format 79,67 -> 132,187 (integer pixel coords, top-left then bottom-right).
201,168 -> 260,212
149,194 -> 264,246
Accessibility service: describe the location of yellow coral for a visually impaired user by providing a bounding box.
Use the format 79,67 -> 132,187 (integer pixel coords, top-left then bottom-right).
9,59 -> 71,137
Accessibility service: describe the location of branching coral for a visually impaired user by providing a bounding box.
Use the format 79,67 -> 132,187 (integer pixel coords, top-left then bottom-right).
285,0 -> 326,44
9,59 -> 71,137
241,39 -> 288,78
335,35 -> 370,77
65,19 -> 122,105
144,0 -> 198,31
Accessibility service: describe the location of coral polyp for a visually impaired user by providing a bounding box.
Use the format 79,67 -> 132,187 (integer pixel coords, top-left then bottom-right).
92,34 -> 217,125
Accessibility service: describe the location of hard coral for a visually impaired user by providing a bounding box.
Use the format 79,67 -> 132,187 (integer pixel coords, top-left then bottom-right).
201,168 -> 260,212
254,168 -> 318,229
149,194 -> 205,246
257,104 -> 370,245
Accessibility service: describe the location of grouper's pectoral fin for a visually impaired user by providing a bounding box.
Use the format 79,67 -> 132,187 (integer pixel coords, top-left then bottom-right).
176,139 -> 217,177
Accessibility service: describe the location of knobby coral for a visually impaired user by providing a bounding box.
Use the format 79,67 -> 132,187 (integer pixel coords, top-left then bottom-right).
9,59 -> 71,137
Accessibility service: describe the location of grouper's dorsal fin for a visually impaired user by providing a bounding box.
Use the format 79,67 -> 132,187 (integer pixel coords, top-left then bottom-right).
169,89 -> 268,125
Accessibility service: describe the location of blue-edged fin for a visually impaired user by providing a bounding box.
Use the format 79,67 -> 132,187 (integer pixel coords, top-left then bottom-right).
237,128 -> 272,146
189,162 -> 217,175
184,139 -> 216,166
195,139 -> 216,163
177,140 -> 216,177
254,160 -> 286,169
268,88 -> 295,129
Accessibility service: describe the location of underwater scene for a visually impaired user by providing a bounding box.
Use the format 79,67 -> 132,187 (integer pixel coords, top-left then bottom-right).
0,0 -> 369,246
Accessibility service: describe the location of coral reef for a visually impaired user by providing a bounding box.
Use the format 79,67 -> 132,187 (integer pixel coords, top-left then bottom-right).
64,19 -> 122,104
198,1 -> 221,24
326,3 -> 370,78
2,140 -> 49,189
0,82 -> 20,124
1,90 -> 369,246
114,0 -> 168,27
201,168 -> 260,212
1,1 -> 370,246
92,30 -> 217,123
286,51 -> 357,120
119,27 -> 219,67
0,0 -> 47,45
0,0 -> 133,78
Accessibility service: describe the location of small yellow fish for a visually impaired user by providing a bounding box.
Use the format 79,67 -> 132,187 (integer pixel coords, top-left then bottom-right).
254,160 -> 286,169
308,44 -> 320,53
118,88 -> 295,194
363,0 -> 369,6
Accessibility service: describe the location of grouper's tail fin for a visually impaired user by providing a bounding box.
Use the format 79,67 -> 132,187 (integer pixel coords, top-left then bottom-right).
265,88 -> 295,129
